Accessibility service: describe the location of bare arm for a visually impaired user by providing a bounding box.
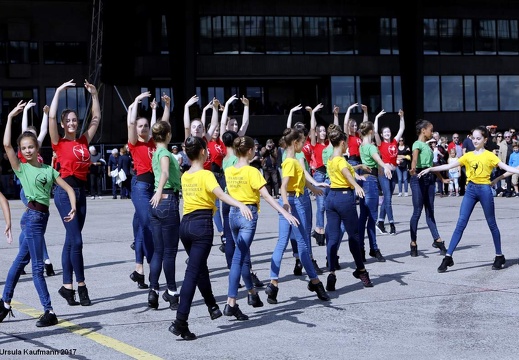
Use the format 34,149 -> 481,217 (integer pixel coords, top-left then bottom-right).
220,95 -> 238,139
22,99 -> 36,132
184,95 -> 199,142
83,80 -> 100,143
150,155 -> 170,208
333,105 -> 339,126
128,92 -> 151,145
3,101 -> 26,172
341,166 -> 365,198
213,186 -> 253,220
394,109 -> 405,142
49,79 -> 76,145
161,94 -> 171,123
287,104 -> 302,128
38,105 -> 49,146
55,177 -> 76,222
238,96 -> 250,136
0,191 -> 12,243
343,103 -> 358,133
373,110 -> 385,146
361,104 -> 368,123
204,98 -> 220,142
259,186 -> 299,226
308,103 -> 323,146
149,98 -> 157,131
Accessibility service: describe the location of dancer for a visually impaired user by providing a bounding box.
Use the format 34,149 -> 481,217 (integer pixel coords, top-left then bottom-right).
0,100 -> 76,326
49,79 -> 100,306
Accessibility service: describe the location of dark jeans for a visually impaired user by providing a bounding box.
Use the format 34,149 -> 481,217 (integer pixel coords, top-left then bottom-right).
131,177 -> 154,264
176,210 -> 218,322
358,176 -> 380,252
89,173 -> 102,196
263,167 -> 279,197
409,173 -> 440,242
378,170 -> 396,223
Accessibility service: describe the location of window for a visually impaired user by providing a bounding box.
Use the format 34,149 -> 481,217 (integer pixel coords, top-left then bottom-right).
265,16 -> 290,54
213,16 -> 239,54
441,76 -> 463,111
499,75 -> 519,110
45,86 -> 87,122
439,19 -> 462,55
424,76 -> 440,112
291,17 -> 304,54
497,20 -> 519,55
304,17 -> 328,54
331,76 -> 358,111
155,88 -> 174,113
380,18 -> 398,55
330,17 -> 356,54
423,19 -> 439,54
240,16 -> 265,54
476,75 -> 498,110
199,16 -> 213,54
474,19 -> 497,54
43,42 -> 87,64
8,41 -> 38,64
160,15 -> 169,55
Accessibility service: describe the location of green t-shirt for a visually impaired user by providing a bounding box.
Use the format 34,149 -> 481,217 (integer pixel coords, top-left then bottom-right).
412,140 -> 433,168
222,154 -> 238,170
359,143 -> 379,168
14,163 -> 59,207
152,147 -> 181,191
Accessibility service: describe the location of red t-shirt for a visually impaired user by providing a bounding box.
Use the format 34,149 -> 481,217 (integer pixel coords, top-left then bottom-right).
348,135 -> 362,157
51,135 -> 90,181
378,139 -> 398,165
128,139 -> 156,176
17,149 -> 44,164
301,138 -> 313,168
207,138 -> 226,168
312,141 -> 329,169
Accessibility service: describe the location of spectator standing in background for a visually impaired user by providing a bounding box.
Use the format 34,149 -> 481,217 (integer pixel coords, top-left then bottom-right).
249,140 -> 262,170
107,148 -> 119,199
171,145 -> 183,167
260,139 -> 279,198
88,146 -> 105,200
118,146 -> 132,199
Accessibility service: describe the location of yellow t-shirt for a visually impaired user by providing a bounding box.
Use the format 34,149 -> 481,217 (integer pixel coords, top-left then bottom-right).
458,150 -> 500,185
327,156 -> 355,189
181,169 -> 220,215
225,165 -> 267,212
281,157 -> 305,196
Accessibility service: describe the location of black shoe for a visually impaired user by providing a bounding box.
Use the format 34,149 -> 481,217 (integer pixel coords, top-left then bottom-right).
312,231 -> 325,246
169,319 -> 196,340
389,223 -> 396,235
162,291 -> 179,310
293,259 -> 303,276
223,304 -> 249,320
0,299 -> 14,323
35,310 -> 58,327
492,255 -> 506,270
326,273 -> 336,291
58,286 -> 80,306
376,221 -> 388,235
20,269 -> 27,275
410,244 -> 418,257
438,256 -> 454,273
369,249 -> 386,262
208,304 -> 222,320
250,272 -> 264,287
265,283 -> 279,304
353,269 -> 374,287
432,241 -> 447,255
130,242 -> 135,250
148,290 -> 159,309
247,293 -> 264,308
130,271 -> 149,289
45,263 -> 56,276
362,249 -> 367,263
78,285 -> 91,306
307,281 -> 330,301
113,196 -> 117,199
312,259 -> 324,275
219,235 -> 226,253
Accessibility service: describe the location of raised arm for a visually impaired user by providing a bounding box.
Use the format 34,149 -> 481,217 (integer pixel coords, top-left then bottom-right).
308,103 -> 323,146
238,96 -> 250,136
373,110 -> 386,146
333,105 -> 340,126
37,105 -> 50,146
361,104 -> 368,123
22,99 -> 36,132
220,95 -> 238,139
184,95 -> 200,142
0,191 -> 12,244
83,80 -> 101,143
200,100 -> 212,128
149,98 -> 158,130
394,109 -> 405,142
204,98 -> 220,142
128,91 -> 151,145
343,103 -> 358,133
49,79 -> 76,145
287,104 -> 302,128
161,94 -> 171,123
3,101 -> 26,172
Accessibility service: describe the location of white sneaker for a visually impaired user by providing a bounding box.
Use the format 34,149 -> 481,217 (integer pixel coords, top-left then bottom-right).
397,193 -> 402,197
98,196 -> 103,200
91,196 -> 95,200
404,192 -> 409,197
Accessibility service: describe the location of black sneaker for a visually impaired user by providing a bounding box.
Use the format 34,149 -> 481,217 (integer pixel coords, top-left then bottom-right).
0,299 -> 14,323
326,273 -> 336,291
432,241 -> 447,255
353,269 -> 374,287
219,235 -> 226,253
293,259 -> 303,276
312,259 -> 324,275
250,272 -> 264,288
307,281 -> 330,301
148,290 -> 159,309
58,286 -> 80,306
35,310 -> 58,327
376,221 -> 388,235
247,293 -> 264,308
492,255 -> 506,270
78,285 -> 92,306
369,249 -> 386,262
169,319 -> 196,340
162,291 -> 179,310
208,304 -> 222,320
223,304 -> 249,320
438,256 -> 454,273
130,242 -> 135,250
410,244 -> 418,257
130,271 -> 149,289
265,283 -> 279,304
45,263 -> 56,276
389,223 -> 396,235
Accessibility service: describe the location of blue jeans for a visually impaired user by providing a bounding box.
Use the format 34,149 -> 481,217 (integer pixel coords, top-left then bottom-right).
3,209 -> 52,311
325,189 -> 364,271
111,176 -> 118,197
396,167 -> 409,193
378,170 -> 396,223
222,201 -> 234,269
228,205 -> 258,297
290,188 -> 313,257
270,195 -> 317,280
148,193 -> 180,291
358,176 -> 380,252
312,170 -> 329,229
54,185 -> 87,284
131,177 -> 154,264
20,188 -> 50,261
410,173 -> 440,242
177,210 -> 218,322
213,198 -> 223,233
446,182 -> 501,255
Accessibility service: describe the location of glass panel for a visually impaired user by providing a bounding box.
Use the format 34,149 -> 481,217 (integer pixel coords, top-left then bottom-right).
331,76 -> 357,111
0,42 -> 6,64
9,41 -> 29,64
475,19 -> 497,54
380,18 -> 398,55
240,16 -> 265,54
439,19 -> 462,55
423,19 -> 439,55
476,75 -> 498,111
393,76 -> 402,110
381,76 -> 394,112
291,17 -> 304,54
246,87 -> 264,115
497,20 -> 519,55
304,17 -> 328,54
464,76 -> 476,111
265,16 -> 290,54
462,19 -> 474,54
441,76 -> 463,111
155,88 -> 174,112
329,17 -> 355,54
424,76 -> 440,112
160,15 -> 169,55
43,42 -> 87,65
199,16 -> 212,54
213,16 -> 239,54
499,75 -> 519,110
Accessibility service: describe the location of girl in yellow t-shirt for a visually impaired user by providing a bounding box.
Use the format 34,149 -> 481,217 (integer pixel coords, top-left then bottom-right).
224,136 -> 298,320
170,136 -> 252,341
266,128 -> 330,305
419,126 -> 519,273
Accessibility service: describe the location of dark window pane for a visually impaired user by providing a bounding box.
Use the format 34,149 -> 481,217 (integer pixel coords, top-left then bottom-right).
476,75 -> 498,111
464,76 -> 476,111
424,76 -> 440,112
291,17 -> 304,54
380,18 -> 398,55
265,16 -> 290,54
240,16 -> 264,54
475,19 -> 496,54
441,76 -> 463,111
199,16 -> 212,54
331,76 -> 357,111
213,16 -> 239,54
499,75 -> 519,110
462,19 -> 474,54
423,19 -> 439,54
0,42 -> 6,64
330,17 -> 355,54
43,42 -> 87,64
439,19 -> 462,55
304,17 -> 328,54
497,20 -> 519,55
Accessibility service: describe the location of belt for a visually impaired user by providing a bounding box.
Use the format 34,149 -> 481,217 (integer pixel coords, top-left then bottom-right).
287,191 -> 297,196
330,188 -> 353,192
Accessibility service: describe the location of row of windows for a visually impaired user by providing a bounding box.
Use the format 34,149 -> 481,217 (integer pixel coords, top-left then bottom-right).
195,16 -> 519,55
0,42 -> 87,65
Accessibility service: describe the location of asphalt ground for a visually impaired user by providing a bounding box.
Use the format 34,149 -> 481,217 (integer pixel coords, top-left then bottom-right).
1,192 -> 519,359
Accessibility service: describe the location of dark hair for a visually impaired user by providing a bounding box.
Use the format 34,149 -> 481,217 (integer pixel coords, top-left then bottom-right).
473,125 -> 489,139
184,136 -> 206,161
327,123 -> 341,135
358,121 -> 374,137
415,119 -> 432,135
282,127 -> 303,146
60,108 -> 78,124
328,129 -> 347,147
17,131 -> 39,150
293,122 -> 309,137
151,120 -> 171,143
233,135 -> 255,157
222,130 -> 239,147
